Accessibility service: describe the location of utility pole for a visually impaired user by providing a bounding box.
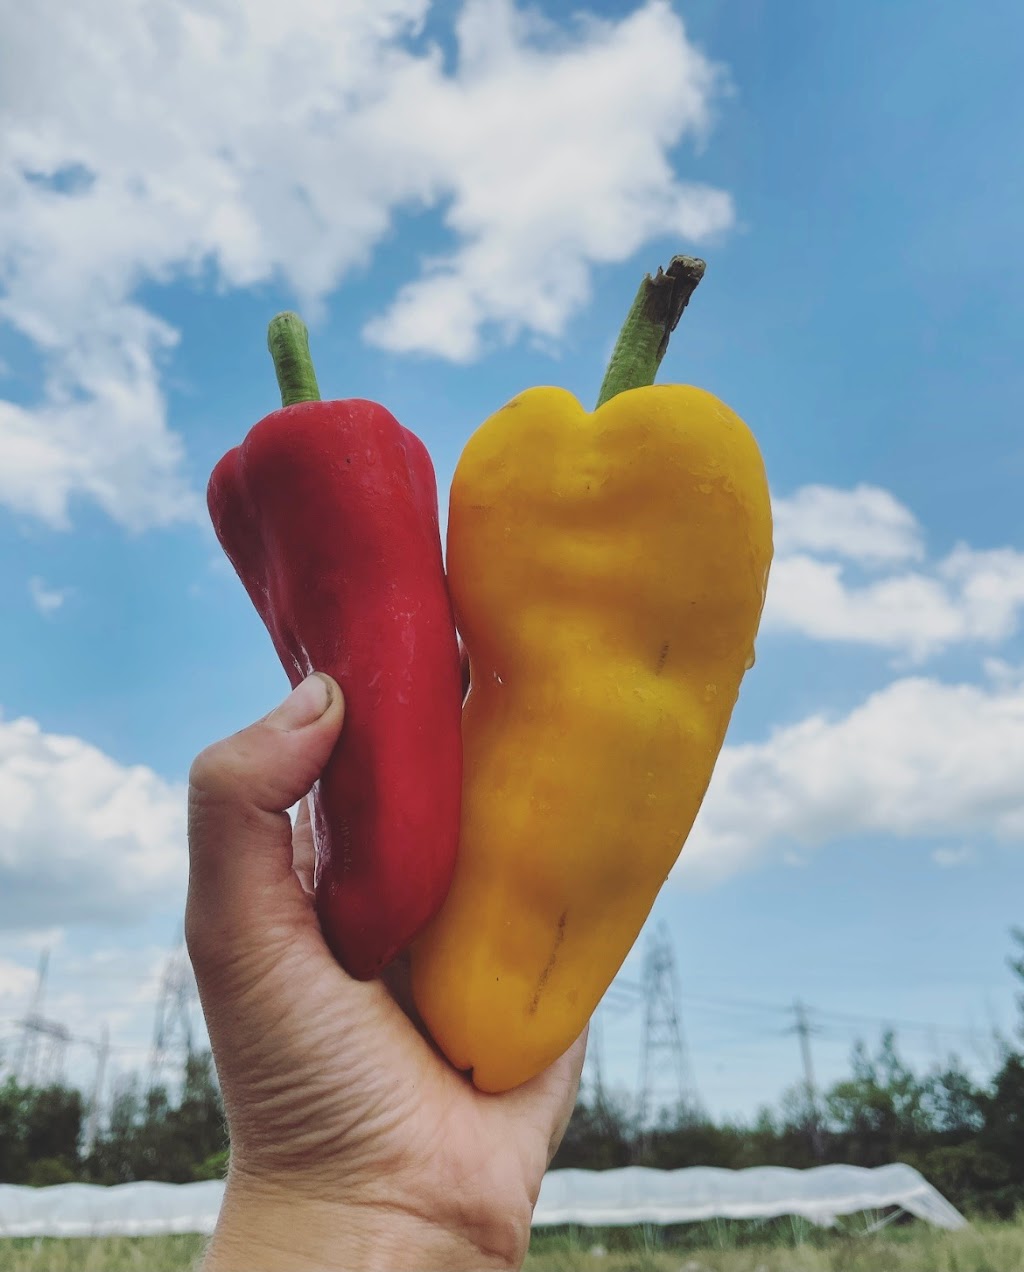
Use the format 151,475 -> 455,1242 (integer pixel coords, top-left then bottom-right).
637,922 -> 700,1129
14,950 -> 48,1082
148,946 -> 197,1096
587,1008 -> 607,1111
791,999 -> 824,1158
82,1024 -> 110,1157
14,950 -> 71,1087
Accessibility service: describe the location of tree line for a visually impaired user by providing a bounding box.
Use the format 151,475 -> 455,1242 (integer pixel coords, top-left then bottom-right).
0,1051 -> 227,1190
554,1034 -> 1024,1216
1,932 -> 1023,1217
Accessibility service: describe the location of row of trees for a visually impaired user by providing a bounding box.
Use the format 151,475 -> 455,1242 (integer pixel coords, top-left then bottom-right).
554,1034 -> 1024,1216
0,1051 -> 226,1189
1,932 -> 1023,1216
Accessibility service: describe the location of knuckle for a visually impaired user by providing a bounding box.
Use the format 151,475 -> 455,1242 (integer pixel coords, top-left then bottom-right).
188,739 -> 248,807
183,900 -> 208,968
188,743 -> 221,798
185,897 -> 240,979
183,904 -> 223,987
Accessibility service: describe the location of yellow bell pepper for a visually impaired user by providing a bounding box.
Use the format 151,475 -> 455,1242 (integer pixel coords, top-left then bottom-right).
411,258 -> 773,1092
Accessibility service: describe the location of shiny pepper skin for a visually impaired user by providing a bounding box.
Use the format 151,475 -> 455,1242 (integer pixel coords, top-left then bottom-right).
411,383 -> 773,1092
208,398 -> 463,981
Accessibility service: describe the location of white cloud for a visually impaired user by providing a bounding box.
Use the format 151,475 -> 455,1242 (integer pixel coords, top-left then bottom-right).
772,484 -> 924,565
939,545 -> 1024,640
765,486 -> 1024,661
28,576 -> 69,615
1,0 -> 731,528
0,714 -> 187,929
765,555 -> 964,661
363,1 -> 732,360
678,670 -> 1024,886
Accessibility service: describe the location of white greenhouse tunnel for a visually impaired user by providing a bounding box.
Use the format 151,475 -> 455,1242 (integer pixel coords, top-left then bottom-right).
0,1164 -> 965,1239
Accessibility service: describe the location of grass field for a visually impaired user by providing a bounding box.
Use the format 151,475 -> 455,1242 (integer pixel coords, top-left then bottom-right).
1,1216 -> 1022,1271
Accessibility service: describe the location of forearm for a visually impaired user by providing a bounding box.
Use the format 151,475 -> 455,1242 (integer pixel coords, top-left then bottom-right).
202,1173 -> 522,1272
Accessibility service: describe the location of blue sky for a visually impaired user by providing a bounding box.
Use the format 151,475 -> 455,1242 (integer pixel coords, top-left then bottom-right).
1,0 -> 1022,1121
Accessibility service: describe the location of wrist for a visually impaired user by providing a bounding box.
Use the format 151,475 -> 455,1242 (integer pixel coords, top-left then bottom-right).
202,1168 -> 524,1272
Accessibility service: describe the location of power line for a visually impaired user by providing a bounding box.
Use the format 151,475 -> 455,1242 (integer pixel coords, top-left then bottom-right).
808,1006 -> 993,1042
5,965 -> 993,1051
673,991 -> 996,1044
0,1017 -> 146,1055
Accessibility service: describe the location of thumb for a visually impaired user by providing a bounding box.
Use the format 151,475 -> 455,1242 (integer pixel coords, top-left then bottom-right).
186,672 -> 344,968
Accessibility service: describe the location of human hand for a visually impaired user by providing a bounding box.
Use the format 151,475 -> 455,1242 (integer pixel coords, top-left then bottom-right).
186,672 -> 586,1272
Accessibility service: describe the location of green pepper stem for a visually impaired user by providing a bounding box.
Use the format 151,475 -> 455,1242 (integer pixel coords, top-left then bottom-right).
267,311 -> 322,407
595,256 -> 706,408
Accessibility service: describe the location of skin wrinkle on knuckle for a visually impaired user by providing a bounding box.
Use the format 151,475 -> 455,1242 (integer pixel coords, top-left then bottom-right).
212,1011 -> 399,1161
201,937 -> 301,1014
232,801 -> 292,846
189,775 -> 292,832
230,1081 -> 403,1183
237,1117 -> 377,1180
187,806 -> 294,896
182,906 -> 210,972
187,742 -> 250,805
189,735 -> 297,815
230,989 -> 319,1064
183,892 -> 249,970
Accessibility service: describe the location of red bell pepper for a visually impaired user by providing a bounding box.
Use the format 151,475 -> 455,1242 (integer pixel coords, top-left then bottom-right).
207,312 -> 462,979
